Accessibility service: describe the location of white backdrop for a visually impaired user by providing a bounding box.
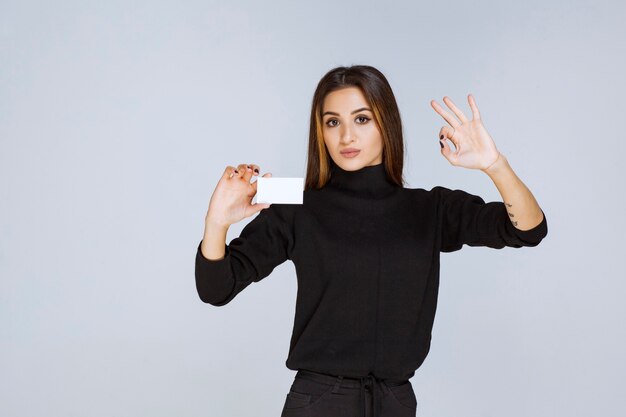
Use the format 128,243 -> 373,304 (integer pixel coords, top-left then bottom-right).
1,0 -> 624,416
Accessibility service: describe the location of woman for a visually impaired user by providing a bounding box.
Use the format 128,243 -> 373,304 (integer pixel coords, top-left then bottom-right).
195,65 -> 548,417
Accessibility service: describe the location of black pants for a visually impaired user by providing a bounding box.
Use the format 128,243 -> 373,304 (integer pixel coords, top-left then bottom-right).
280,369 -> 418,417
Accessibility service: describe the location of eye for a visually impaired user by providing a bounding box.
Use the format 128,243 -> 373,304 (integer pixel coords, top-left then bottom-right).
324,116 -> 370,128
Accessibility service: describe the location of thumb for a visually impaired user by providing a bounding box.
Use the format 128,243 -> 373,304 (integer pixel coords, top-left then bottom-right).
251,202 -> 271,214
439,132 -> 458,166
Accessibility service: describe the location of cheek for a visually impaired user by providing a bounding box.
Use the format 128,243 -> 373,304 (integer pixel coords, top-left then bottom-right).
322,129 -> 339,145
364,125 -> 383,146
322,135 -> 337,154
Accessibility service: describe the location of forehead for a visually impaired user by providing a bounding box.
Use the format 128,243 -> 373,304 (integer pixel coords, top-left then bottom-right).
323,87 -> 368,111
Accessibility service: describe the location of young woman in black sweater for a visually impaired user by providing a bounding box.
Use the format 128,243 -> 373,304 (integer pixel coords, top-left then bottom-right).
196,65 -> 548,417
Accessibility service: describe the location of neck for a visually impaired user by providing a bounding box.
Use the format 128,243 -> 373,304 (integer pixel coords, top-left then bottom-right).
327,159 -> 397,197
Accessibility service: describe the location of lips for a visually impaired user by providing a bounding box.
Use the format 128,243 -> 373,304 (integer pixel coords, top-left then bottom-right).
340,148 -> 360,158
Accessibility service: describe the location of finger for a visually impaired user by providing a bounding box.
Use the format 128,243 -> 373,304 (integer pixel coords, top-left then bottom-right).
224,165 -> 239,179
442,96 -> 469,124
439,136 -> 459,166
249,163 -> 260,176
430,99 -> 461,128
468,93 -> 481,121
251,172 -> 272,193
438,126 -> 460,152
236,163 -> 248,178
241,163 -> 254,182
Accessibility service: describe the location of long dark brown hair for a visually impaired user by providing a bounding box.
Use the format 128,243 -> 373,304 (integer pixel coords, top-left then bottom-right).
304,65 -> 406,190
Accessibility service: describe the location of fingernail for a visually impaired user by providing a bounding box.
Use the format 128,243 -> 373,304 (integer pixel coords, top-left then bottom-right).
439,141 -> 444,148
439,135 -> 444,140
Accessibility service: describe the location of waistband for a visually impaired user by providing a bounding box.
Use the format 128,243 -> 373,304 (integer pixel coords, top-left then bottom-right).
295,369 -> 409,417
296,369 -> 407,387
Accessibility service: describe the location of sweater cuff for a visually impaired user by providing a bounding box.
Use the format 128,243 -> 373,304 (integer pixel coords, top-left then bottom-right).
505,209 -> 548,245
195,240 -> 232,278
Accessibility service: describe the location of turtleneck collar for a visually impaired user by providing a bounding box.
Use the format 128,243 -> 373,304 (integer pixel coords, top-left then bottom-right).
327,159 -> 398,197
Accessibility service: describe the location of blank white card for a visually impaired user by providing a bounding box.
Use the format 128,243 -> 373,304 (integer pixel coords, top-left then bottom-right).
255,177 -> 304,204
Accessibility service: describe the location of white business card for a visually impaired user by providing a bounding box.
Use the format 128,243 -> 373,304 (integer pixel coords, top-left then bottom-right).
256,177 -> 304,204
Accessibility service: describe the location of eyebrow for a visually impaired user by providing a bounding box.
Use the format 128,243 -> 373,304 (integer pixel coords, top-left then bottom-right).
322,107 -> 372,117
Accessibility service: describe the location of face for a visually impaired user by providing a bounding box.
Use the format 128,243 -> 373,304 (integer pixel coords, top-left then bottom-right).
321,86 -> 383,171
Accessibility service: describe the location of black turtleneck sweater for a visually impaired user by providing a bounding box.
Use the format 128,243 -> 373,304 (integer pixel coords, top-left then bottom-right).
195,162 -> 548,381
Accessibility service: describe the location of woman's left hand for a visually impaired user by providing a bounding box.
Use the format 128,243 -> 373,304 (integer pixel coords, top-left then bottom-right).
430,94 -> 500,171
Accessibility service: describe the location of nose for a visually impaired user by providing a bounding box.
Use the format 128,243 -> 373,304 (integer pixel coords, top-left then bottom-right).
340,124 -> 355,143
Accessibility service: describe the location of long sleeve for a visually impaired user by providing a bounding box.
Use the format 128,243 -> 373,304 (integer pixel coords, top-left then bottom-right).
195,204 -> 293,306
434,186 -> 548,252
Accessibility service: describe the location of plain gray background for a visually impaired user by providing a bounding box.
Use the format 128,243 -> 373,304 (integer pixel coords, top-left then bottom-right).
1,0 -> 624,416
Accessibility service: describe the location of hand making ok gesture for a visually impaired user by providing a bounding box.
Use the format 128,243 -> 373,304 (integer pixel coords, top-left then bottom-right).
430,94 -> 501,171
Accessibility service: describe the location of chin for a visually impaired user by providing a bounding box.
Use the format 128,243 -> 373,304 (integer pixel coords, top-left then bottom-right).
336,159 -> 368,171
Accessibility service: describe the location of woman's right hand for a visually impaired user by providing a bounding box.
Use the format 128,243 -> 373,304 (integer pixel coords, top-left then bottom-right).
205,163 -> 272,228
